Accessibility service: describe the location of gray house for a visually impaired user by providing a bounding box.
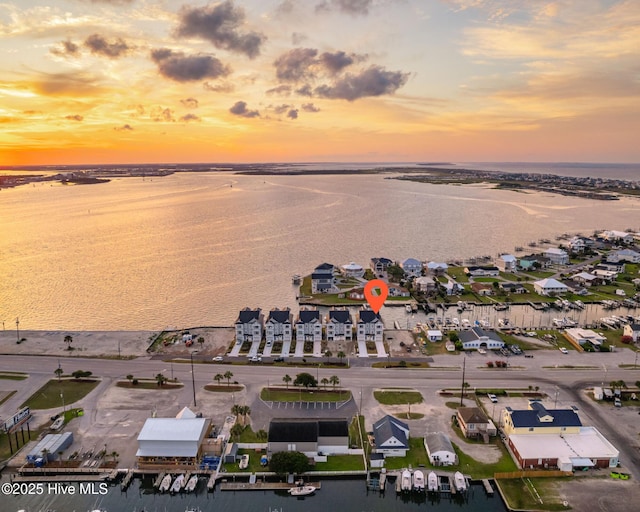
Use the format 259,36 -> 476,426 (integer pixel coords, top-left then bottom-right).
424,432 -> 456,466
372,415 -> 409,457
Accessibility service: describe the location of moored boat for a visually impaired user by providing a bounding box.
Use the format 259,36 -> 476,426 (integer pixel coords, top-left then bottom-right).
454,471 -> 467,491
412,469 -> 425,492
401,470 -> 412,492
170,474 -> 185,494
185,474 -> 198,493
428,471 -> 438,492
159,473 -> 172,493
288,484 -> 316,496
239,454 -> 249,469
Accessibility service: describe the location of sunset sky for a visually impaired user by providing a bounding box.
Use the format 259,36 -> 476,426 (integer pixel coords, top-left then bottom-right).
1,0 -> 639,165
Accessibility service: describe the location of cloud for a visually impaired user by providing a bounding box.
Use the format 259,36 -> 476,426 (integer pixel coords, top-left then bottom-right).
287,108 -> 299,119
203,81 -> 235,92
84,34 -> 132,58
295,84 -> 313,96
33,71 -> 105,96
272,104 -> 291,114
180,113 -> 201,122
319,51 -> 361,74
80,0 -> 135,4
302,103 -> 320,112
316,0 -> 374,16
114,124 -> 133,131
176,1 -> 266,59
150,106 -> 174,122
180,97 -> 199,109
273,48 -> 318,82
50,40 -> 80,58
65,114 -> 84,121
291,32 -> 307,45
229,100 -> 260,118
314,65 -> 409,101
275,0 -> 295,15
266,84 -> 292,95
151,48 -> 231,82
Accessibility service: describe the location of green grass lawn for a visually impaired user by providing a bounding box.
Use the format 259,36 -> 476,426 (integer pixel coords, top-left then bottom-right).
260,388 -> 351,402
116,380 -> 183,390
314,455 -> 365,471
0,372 -> 28,380
21,379 -> 100,410
498,477 -> 570,511
382,437 -> 430,470
446,267 -> 469,283
373,389 -> 423,405
0,390 -> 16,406
453,441 -> 518,479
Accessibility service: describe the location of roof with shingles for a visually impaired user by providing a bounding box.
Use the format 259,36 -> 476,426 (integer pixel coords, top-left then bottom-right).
507,401 -> 583,428
297,309 -> 321,324
373,415 -> 409,449
236,308 -> 262,324
267,309 -> 291,324
457,407 -> 489,425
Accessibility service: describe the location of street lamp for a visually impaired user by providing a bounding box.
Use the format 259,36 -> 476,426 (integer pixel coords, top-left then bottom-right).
190,351 -> 198,407
60,392 -> 65,413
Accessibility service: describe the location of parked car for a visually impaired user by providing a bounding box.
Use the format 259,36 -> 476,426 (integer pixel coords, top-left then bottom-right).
212,356 -> 224,362
274,357 -> 285,362
559,347 -> 569,354
614,398 -> 622,408
249,356 -> 262,363
488,394 -> 498,403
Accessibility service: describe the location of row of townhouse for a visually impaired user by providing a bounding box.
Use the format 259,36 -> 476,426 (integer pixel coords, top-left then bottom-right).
234,307 -> 384,343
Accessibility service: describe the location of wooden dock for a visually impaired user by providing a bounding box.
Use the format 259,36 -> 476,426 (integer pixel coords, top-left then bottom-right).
219,480 -> 321,492
207,471 -> 217,490
153,472 -> 166,489
482,478 -> 494,495
120,469 -> 134,491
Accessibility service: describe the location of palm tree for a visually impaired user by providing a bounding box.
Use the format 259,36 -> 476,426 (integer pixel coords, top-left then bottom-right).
126,374 -> 133,384
240,405 -> 251,425
214,373 -> 224,386
329,375 -> 340,389
110,451 -> 119,463
230,423 -> 244,441
155,373 -> 167,387
256,429 -> 267,441
231,404 -> 242,417
321,377 -> 329,389
54,367 -> 63,382
337,351 -> 346,365
64,335 -> 73,351
224,370 -> 234,386
325,349 -> 332,363
283,374 -> 292,389
197,336 -> 205,348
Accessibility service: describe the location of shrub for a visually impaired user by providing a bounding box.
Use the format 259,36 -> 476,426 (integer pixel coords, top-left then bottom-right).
486,361 -> 494,368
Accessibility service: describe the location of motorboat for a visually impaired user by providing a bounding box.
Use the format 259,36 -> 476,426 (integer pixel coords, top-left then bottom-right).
170,474 -> 185,494
454,471 -> 467,491
405,304 -> 412,313
288,484 -> 316,496
427,471 -> 438,492
185,474 -> 198,493
412,469 -> 425,492
159,473 -> 172,493
239,454 -> 249,469
401,470 -> 412,492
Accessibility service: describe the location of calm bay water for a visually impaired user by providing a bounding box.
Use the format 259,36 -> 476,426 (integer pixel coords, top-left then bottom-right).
1,171 -> 639,330
0,477 -> 506,512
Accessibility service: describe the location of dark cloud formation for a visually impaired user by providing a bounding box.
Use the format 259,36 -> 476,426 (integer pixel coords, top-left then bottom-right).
84,34 -> 132,58
287,108 -> 299,119
114,124 -> 133,131
273,104 -> 291,114
229,101 -> 260,118
180,113 -> 201,122
319,50 -> 362,74
80,0 -> 135,5
51,39 -> 80,57
65,114 -> 84,121
203,81 -> 235,92
316,0 -> 374,16
150,106 -> 175,122
176,1 -> 266,59
314,65 -> 409,101
302,103 -> 320,112
274,47 -> 318,82
181,97 -> 199,109
151,48 -> 231,82
266,84 -> 292,95
295,84 -> 313,96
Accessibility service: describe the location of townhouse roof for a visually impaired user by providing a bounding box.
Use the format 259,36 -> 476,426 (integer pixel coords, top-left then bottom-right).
268,419 -> 348,442
328,309 -> 352,323
371,257 -> 393,266
534,278 -> 568,289
267,309 -> 291,324
401,258 -> 422,266
505,401 -> 582,428
458,327 -> 502,343
358,310 -> 382,323
315,262 -> 334,271
297,309 -> 321,324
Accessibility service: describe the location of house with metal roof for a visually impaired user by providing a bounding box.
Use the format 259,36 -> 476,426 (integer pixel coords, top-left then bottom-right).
545,247 -> 569,265
265,308 -> 293,343
296,308 -> 323,342
356,309 -> 383,342
424,432 -> 456,466
496,254 -> 517,272
325,308 -> 353,342
501,401 -> 582,436
267,419 -> 349,457
311,262 -> 337,293
372,415 -> 409,457
458,327 -> 505,350
623,323 -> 640,342
400,258 -> 423,277
533,277 -> 569,296
234,307 -> 264,343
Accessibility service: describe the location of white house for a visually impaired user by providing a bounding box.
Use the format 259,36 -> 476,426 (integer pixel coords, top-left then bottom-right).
325,308 -> 353,342
424,432 -> 456,466
623,323 -> 640,342
415,276 -> 436,293
340,261 -> 365,278
545,248 -> 569,265
444,281 -> 465,295
372,415 -> 410,457
296,308 -> 323,342
400,258 -> 423,278
357,310 -> 384,342
533,278 -> 569,296
265,308 -> 293,343
426,330 -> 443,342
608,249 -> 640,263
496,254 -> 517,272
600,230 -> 634,244
371,257 -> 393,274
459,327 -> 505,350
426,261 -> 449,275
235,308 -> 264,343
564,328 -> 607,349
573,271 -> 599,286
311,262 -> 337,294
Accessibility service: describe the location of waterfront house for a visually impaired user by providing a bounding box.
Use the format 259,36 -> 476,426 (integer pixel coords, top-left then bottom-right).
458,327 -> 505,350
597,261 -> 626,273
607,248 -> 640,263
267,419 -> 349,458
400,258 -> 423,278
265,308 -> 293,344
471,282 -> 494,296
426,329 -> 443,342
501,401 -> 582,436
415,276 -> 436,293
372,415 -> 410,457
296,308 -> 323,342
456,407 -> 494,439
426,261 -> 449,276
371,257 -> 393,274
388,284 -> 410,297
500,282 -> 527,294
518,254 -> 550,270
572,271 -> 601,287
496,254 -> 517,272
424,432 -> 456,466
325,308 -> 353,342
592,268 -> 618,282
600,230 -> 634,244
348,287 -> 366,300
357,309 -> 384,342
623,323 -> 640,342
544,248 -> 569,265
311,262 -> 337,294
340,261 -> 365,278
443,281 -> 465,295
569,236 -> 587,253
235,308 -> 264,343
464,265 -> 500,277
533,278 -> 568,296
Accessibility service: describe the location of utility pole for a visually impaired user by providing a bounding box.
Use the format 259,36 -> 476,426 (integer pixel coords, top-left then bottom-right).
190,351 -> 198,407
16,317 -> 20,342
459,357 -> 466,406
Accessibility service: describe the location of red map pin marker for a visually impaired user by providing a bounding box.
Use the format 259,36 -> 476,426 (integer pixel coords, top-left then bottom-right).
364,279 -> 389,313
